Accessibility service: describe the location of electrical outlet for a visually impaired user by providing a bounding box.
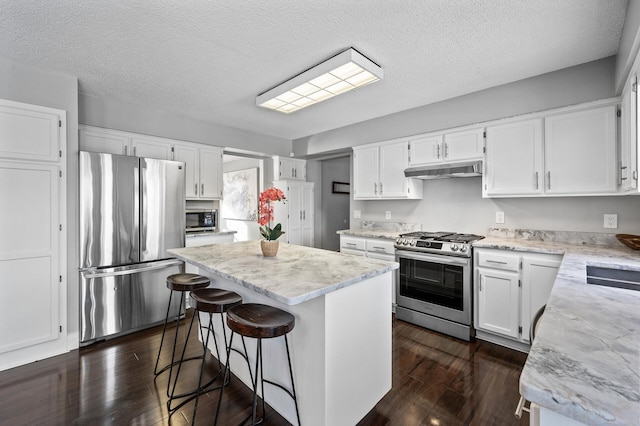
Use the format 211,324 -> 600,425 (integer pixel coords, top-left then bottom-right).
604,214 -> 618,229
385,211 -> 391,219
354,210 -> 361,219
495,211 -> 505,224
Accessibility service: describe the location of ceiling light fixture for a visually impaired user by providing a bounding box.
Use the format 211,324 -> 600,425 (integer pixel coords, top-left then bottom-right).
256,47 -> 383,114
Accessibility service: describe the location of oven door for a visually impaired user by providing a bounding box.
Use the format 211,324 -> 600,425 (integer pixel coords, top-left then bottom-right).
396,250 -> 471,325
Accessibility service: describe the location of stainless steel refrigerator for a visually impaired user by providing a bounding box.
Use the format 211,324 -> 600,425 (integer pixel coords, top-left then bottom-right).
79,151 -> 186,345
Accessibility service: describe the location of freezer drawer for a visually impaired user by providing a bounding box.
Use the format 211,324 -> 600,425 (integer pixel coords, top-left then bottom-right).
80,259 -> 184,345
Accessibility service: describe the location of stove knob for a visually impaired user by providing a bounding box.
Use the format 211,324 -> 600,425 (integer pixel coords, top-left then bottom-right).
396,238 -> 401,245
451,243 -> 459,251
459,245 -> 468,253
409,240 -> 416,246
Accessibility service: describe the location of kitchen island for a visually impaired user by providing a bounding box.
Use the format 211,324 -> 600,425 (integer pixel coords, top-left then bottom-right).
476,233 -> 640,425
168,240 -> 398,426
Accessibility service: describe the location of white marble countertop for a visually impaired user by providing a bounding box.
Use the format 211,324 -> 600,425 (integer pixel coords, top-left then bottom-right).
186,229 -> 237,237
168,240 -> 398,305
475,236 -> 640,425
336,229 -> 400,240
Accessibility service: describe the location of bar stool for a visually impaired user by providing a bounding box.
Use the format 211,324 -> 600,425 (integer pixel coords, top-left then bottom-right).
215,303 -> 301,426
170,288 -> 244,423
153,273 -> 210,398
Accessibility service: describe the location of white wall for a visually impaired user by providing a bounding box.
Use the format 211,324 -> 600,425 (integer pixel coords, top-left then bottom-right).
294,57 -> 616,156
0,56 -> 80,338
352,178 -> 640,235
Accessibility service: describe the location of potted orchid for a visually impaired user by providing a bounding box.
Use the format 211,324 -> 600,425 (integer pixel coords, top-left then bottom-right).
258,187 -> 286,256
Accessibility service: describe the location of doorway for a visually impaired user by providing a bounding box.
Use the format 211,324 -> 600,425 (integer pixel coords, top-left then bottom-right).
320,156 -> 350,251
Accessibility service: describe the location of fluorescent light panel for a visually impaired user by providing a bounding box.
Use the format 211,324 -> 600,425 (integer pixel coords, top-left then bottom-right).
256,48 -> 383,114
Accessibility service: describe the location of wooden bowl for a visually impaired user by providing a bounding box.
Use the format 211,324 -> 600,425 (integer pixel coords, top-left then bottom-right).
616,234 -> 640,250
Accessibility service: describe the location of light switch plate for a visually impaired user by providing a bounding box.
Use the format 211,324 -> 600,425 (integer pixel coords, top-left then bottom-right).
385,211 -> 391,219
604,214 -> 618,229
354,210 -> 361,219
495,211 -> 505,224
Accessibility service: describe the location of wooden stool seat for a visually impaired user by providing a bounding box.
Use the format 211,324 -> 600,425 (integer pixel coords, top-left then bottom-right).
166,273 -> 211,292
226,303 -> 295,339
190,288 -> 242,313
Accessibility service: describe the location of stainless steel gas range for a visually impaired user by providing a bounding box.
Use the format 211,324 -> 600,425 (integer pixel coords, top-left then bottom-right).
394,231 -> 484,341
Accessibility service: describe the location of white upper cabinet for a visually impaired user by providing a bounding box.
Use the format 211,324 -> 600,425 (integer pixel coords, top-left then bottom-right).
129,135 -> 173,160
409,128 -> 483,166
174,142 -> 223,200
274,156 -> 306,181
544,104 -> 617,195
353,139 -> 422,200
484,118 -> 544,197
79,125 -> 172,160
408,134 -> 443,166
0,102 -> 61,163
443,128 -> 485,162
483,100 -> 619,197
79,126 -> 130,156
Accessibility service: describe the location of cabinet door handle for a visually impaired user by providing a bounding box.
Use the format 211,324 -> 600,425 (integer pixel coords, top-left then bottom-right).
374,183 -> 377,195
444,143 -> 449,158
535,172 -> 539,190
303,210 -> 306,220
620,162 -> 627,186
133,146 -> 137,157
547,171 -> 551,190
479,276 -> 483,292
201,184 -> 204,195
486,259 -> 507,264
436,144 -> 441,159
380,182 -> 383,195
124,145 -> 128,156
194,183 -> 198,195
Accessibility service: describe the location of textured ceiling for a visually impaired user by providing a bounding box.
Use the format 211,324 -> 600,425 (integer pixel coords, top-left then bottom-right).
0,0 -> 628,140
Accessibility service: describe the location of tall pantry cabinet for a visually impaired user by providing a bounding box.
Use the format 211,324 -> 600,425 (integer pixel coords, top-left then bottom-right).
0,99 -> 68,372
272,179 -> 315,247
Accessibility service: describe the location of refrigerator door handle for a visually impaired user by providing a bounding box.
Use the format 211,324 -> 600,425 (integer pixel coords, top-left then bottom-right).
81,259 -> 184,279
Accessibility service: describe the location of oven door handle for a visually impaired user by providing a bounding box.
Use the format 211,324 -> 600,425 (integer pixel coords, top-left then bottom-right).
395,250 -> 470,266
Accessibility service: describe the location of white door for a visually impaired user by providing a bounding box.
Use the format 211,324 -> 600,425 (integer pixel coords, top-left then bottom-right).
353,145 -> 380,199
199,147 -> 223,199
79,126 -> 129,156
130,135 -> 173,159
544,105 -> 617,195
521,257 -> 560,343
287,182 -> 303,245
0,99 -> 67,371
443,128 -> 484,162
484,119 -> 544,196
301,183 -> 314,247
379,141 -> 408,198
476,268 -> 520,338
174,143 -> 198,198
409,134 -> 443,166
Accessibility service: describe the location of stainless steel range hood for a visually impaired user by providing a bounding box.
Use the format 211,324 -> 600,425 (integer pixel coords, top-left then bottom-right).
404,160 -> 483,179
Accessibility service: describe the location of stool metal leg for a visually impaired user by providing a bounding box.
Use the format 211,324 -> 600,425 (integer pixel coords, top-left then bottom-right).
154,289 -> 177,376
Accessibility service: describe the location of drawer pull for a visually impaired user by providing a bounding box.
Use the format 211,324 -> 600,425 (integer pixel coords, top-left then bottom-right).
372,246 -> 386,251
345,243 -> 357,247
486,259 -> 508,264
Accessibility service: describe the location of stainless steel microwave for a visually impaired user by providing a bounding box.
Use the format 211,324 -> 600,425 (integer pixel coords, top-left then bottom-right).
185,209 -> 217,233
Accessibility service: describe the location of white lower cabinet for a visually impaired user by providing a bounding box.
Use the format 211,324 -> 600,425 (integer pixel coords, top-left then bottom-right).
340,235 -> 396,307
474,248 -> 561,350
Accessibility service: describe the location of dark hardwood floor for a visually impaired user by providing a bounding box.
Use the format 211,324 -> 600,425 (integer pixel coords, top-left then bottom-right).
0,312 -> 529,425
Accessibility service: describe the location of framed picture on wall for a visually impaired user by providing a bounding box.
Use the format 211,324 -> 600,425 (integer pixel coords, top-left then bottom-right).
222,168 -> 259,220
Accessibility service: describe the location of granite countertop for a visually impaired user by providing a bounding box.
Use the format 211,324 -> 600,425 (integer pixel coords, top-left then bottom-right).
475,235 -> 640,425
168,240 -> 398,305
